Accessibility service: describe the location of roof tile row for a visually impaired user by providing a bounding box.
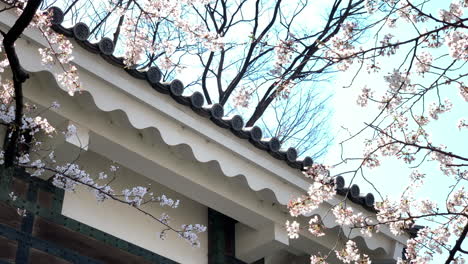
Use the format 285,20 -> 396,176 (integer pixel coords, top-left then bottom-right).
47,7 -> 377,212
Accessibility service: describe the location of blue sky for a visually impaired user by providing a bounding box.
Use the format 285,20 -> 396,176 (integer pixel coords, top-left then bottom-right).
323,0 -> 467,204
321,1 -> 467,261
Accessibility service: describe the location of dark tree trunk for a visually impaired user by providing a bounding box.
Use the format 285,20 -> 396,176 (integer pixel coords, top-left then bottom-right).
3,0 -> 43,167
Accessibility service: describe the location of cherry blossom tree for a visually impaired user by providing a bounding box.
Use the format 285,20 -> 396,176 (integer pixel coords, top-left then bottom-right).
286,0 -> 468,263
1,0 -> 467,261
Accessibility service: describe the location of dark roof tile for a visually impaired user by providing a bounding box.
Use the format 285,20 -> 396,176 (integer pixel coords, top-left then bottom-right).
72,22 -> 90,41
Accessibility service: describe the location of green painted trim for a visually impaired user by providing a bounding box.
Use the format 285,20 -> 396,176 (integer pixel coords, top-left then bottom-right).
15,176 -> 38,264
0,167 -> 178,264
0,222 -> 103,264
10,168 -> 56,193
0,198 -> 178,263
0,167 -> 13,201
0,168 -> 249,264
208,209 -> 246,264
51,187 -> 64,213
208,209 -> 226,264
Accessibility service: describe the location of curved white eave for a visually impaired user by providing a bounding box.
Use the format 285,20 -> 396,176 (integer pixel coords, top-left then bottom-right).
24,67 -> 407,256
29,69 -> 397,256
28,65 -> 304,204
0,11 -> 409,252
4,21 -> 309,205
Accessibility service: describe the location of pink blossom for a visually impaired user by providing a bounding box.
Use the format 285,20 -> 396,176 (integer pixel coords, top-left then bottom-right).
415,51 -> 433,74
379,34 -> 398,56
310,256 -> 328,264
445,31 -> 468,61
233,86 -> 253,108
308,215 -> 325,237
356,86 -> 373,107
285,220 -> 300,239
122,186 -> 148,207
428,99 -> 452,120
271,39 -> 296,75
439,2 -> 463,22
384,69 -> 412,92
56,66 -> 81,96
335,240 -> 370,264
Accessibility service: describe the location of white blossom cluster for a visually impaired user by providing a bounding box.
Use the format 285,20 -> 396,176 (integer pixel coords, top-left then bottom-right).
178,224 -> 207,248
119,0 -> 223,68
32,9 -> 81,96
288,164 -> 335,218
336,240 -> 371,264
271,37 -> 296,76
325,21 -> 358,71
285,220 -> 300,239
122,186 -> 148,207
290,1 -> 468,256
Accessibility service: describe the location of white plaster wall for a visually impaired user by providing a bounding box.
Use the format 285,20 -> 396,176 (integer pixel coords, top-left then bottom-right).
61,150 -> 208,264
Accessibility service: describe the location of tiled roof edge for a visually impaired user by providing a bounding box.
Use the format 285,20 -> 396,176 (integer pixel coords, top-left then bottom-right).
46,7 -> 377,212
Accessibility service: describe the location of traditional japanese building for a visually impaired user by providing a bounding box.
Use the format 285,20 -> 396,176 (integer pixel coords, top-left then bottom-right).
0,5 -> 409,264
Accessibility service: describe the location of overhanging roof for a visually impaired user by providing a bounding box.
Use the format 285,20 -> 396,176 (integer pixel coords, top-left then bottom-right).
44,6 -> 378,212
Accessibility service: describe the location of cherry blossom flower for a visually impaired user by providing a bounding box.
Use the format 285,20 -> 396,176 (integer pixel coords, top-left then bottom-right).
336,240 -> 370,264
356,86 -> 373,107
445,31 -> 468,61
8,192 -> 17,201
308,215 -> 325,237
365,0 -> 377,13
325,21 -> 359,71
233,86 -> 253,108
50,101 -> 60,109
109,164 -> 119,172
271,39 -> 296,75
17,208 -> 27,217
439,2 -> 463,23
384,69 -> 412,92
428,99 -> 452,120
415,51 -> 433,74
379,34 -> 399,56
122,186 -> 148,207
56,66 -> 81,96
286,220 -> 300,239
178,223 -> 207,247
156,194 -> 180,208
310,255 -> 329,264
64,124 -> 77,139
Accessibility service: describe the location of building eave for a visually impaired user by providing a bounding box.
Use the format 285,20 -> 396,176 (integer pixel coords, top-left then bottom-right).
0,6 -> 410,261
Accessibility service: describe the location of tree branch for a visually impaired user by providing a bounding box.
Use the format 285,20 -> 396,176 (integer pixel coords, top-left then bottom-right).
445,222 -> 468,264
3,0 -> 42,167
